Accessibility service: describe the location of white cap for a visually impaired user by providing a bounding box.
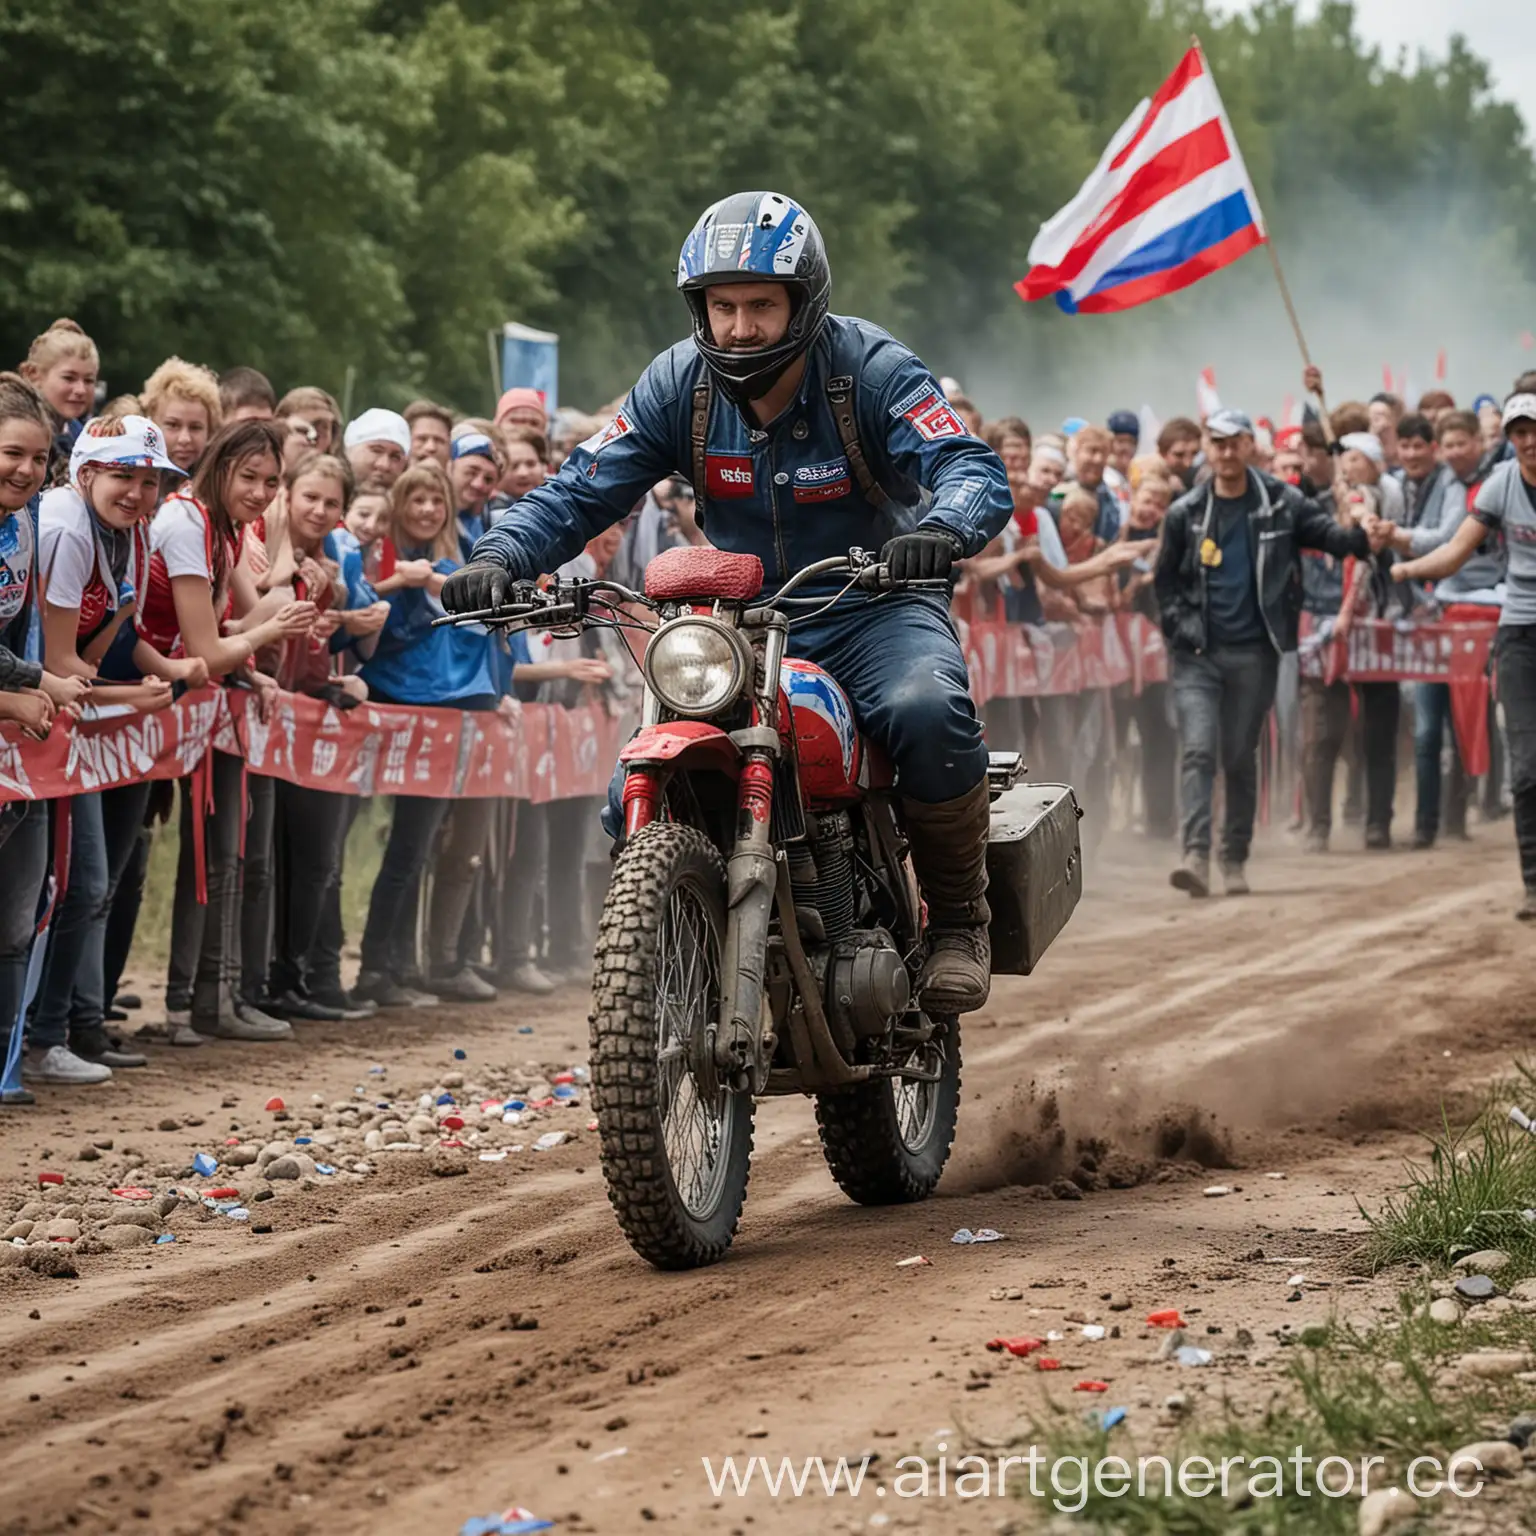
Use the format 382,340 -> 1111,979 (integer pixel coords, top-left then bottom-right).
1339,431 -> 1385,466
69,414 -> 186,487
1501,393 -> 1536,430
343,408 -> 411,455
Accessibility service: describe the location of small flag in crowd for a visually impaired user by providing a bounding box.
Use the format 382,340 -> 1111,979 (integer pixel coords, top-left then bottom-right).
1015,44 -> 1266,315
1195,366 -> 1221,420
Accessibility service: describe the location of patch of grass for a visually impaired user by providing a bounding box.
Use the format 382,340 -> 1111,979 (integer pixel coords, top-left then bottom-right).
1361,1062 -> 1536,1281
1013,1300 -> 1536,1533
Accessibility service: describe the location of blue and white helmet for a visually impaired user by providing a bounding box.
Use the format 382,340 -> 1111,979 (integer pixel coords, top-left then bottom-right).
677,191 -> 831,406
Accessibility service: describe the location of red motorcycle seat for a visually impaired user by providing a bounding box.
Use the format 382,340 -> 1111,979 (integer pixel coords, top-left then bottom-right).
644,546 -> 764,602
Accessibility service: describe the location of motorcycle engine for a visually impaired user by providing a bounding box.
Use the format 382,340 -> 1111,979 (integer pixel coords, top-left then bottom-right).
827,929 -> 911,1038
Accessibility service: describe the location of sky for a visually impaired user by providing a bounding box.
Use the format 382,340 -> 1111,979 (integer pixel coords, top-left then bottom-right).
1224,0 -> 1536,139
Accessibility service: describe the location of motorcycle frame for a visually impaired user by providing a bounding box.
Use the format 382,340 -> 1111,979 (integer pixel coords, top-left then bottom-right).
617,603 -> 916,1096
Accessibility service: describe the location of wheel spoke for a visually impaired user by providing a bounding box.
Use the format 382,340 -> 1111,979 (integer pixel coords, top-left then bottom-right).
652,875 -> 729,1219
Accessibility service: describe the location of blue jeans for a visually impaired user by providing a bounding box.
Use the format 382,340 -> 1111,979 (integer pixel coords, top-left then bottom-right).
359,794 -> 450,979
1171,643 -> 1280,864
604,591 -> 987,833
1414,682 -> 1452,840
32,794 -> 109,1050
1,800 -> 50,1064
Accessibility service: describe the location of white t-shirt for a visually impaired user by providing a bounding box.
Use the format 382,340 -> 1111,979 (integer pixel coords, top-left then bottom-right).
39,486 -> 111,611
151,495 -> 216,580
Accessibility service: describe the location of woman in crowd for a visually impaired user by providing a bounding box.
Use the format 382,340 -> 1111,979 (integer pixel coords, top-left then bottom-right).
257,452 -> 381,1019
137,420 -> 315,1044
354,461 -> 500,1008
0,374 -> 92,1104
274,387 -> 342,455
141,358 -> 222,473
19,320 -> 99,479
32,416 -> 209,1082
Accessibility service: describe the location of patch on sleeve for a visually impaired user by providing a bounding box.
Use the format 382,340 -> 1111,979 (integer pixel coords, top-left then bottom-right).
899,391 -> 969,443
792,459 -> 852,503
577,411 -> 633,458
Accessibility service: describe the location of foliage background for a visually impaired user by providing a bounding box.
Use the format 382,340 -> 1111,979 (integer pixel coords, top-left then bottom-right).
2,0 -> 1532,418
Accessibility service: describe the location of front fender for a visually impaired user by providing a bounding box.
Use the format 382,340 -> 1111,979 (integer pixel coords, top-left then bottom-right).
619,721 -> 742,779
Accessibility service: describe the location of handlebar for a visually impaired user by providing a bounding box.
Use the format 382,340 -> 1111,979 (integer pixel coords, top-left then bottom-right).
432,548 -> 949,630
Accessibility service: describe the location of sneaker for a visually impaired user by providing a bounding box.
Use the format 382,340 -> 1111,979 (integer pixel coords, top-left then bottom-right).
71,1025 -> 148,1068
22,1045 -> 113,1084
1412,830 -> 1435,850
429,966 -> 498,1003
143,1009 -> 206,1048
504,962 -> 557,996
397,986 -> 441,1009
1302,830 -> 1329,854
270,989 -> 347,1023
1169,852 -> 1210,899
353,971 -> 421,1009
115,993 -> 142,1010
239,995 -> 292,1027
2,1086 -> 36,1106
308,987 -> 378,1020
105,1006 -> 129,1022
1219,861 -> 1250,897
1364,827 -> 1392,851
1517,891 -> 1536,923
203,1007 -> 293,1042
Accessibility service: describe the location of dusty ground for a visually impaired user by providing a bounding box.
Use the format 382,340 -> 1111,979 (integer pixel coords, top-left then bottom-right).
1,826 -> 1533,1536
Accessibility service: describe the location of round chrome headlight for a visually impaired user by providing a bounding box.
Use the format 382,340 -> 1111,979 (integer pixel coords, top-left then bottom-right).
643,618 -> 748,717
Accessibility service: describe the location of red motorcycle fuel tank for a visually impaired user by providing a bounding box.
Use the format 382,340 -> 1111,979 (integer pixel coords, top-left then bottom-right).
777,658 -> 863,805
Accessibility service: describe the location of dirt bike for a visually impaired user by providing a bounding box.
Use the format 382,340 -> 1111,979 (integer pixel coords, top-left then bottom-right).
440,544 -> 1082,1270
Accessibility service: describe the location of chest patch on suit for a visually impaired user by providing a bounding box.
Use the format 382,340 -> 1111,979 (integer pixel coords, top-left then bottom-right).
792,459 -> 852,503
705,454 -> 756,499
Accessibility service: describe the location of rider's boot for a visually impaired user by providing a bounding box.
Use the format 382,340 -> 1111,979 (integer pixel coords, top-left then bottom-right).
902,781 -> 992,1014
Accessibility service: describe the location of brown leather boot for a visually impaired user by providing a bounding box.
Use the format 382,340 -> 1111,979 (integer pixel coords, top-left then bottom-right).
901,781 -> 992,1014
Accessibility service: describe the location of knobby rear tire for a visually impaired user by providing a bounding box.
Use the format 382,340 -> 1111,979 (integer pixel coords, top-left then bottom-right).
589,822 -> 753,1270
814,1017 -> 961,1205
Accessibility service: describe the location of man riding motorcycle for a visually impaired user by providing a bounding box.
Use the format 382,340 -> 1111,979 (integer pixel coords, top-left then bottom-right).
443,191 -> 1012,1011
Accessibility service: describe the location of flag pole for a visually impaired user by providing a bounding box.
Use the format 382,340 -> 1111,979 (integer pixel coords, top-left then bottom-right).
1191,35 -> 1334,441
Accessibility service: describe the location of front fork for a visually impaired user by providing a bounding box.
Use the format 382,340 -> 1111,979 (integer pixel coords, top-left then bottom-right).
714,616 -> 788,1091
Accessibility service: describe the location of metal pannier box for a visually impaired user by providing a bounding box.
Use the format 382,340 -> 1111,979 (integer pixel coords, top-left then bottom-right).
984,782 -> 1083,975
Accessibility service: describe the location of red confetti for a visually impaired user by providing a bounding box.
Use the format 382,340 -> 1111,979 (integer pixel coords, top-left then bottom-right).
37,1171 -> 64,1187
440,1114 -> 465,1130
528,1097 -> 555,1109
207,1187 -> 240,1199
986,1337 -> 1046,1357
1036,1357 -> 1062,1371
552,1072 -> 575,1085
1074,1381 -> 1110,1392
586,1120 -> 599,1131
223,1137 -> 241,1146
264,1096 -> 285,1112
111,1187 -> 154,1200
438,1138 -> 466,1149
1147,1310 -> 1186,1329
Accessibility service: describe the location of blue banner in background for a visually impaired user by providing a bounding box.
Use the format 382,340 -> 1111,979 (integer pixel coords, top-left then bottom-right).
500,322 -> 559,414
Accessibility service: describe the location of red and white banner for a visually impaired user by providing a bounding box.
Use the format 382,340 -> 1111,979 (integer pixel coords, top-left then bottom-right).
0,688 -> 625,805
963,612 -> 1168,705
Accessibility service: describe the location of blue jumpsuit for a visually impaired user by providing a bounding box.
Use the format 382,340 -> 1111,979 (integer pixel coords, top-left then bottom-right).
470,314 -> 1011,804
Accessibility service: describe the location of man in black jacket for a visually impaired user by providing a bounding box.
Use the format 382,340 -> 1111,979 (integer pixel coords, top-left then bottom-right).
1153,409 -> 1392,897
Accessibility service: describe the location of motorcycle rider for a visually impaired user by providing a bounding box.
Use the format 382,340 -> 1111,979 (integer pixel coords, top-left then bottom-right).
443,191 -> 1012,1012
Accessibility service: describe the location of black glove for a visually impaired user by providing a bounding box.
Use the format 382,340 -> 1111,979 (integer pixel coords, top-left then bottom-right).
880,528 -> 965,584
441,559 -> 515,614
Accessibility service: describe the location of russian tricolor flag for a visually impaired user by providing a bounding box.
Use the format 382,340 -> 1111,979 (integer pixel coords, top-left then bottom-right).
1015,45 -> 1266,315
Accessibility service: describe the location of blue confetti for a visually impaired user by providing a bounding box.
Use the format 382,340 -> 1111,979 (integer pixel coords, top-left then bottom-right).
504,1100 -> 527,1113
294,1136 -> 313,1146
436,1092 -> 457,1106
226,1207 -> 250,1221
192,1153 -> 217,1177
315,1163 -> 336,1176
454,1048 -> 467,1060
155,1234 -> 176,1245
517,1026 -> 534,1035
368,1065 -> 386,1075
1102,1406 -> 1127,1429
553,1086 -> 578,1101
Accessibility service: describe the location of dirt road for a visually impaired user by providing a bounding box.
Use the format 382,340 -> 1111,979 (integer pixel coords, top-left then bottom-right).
1,830 -> 1530,1536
